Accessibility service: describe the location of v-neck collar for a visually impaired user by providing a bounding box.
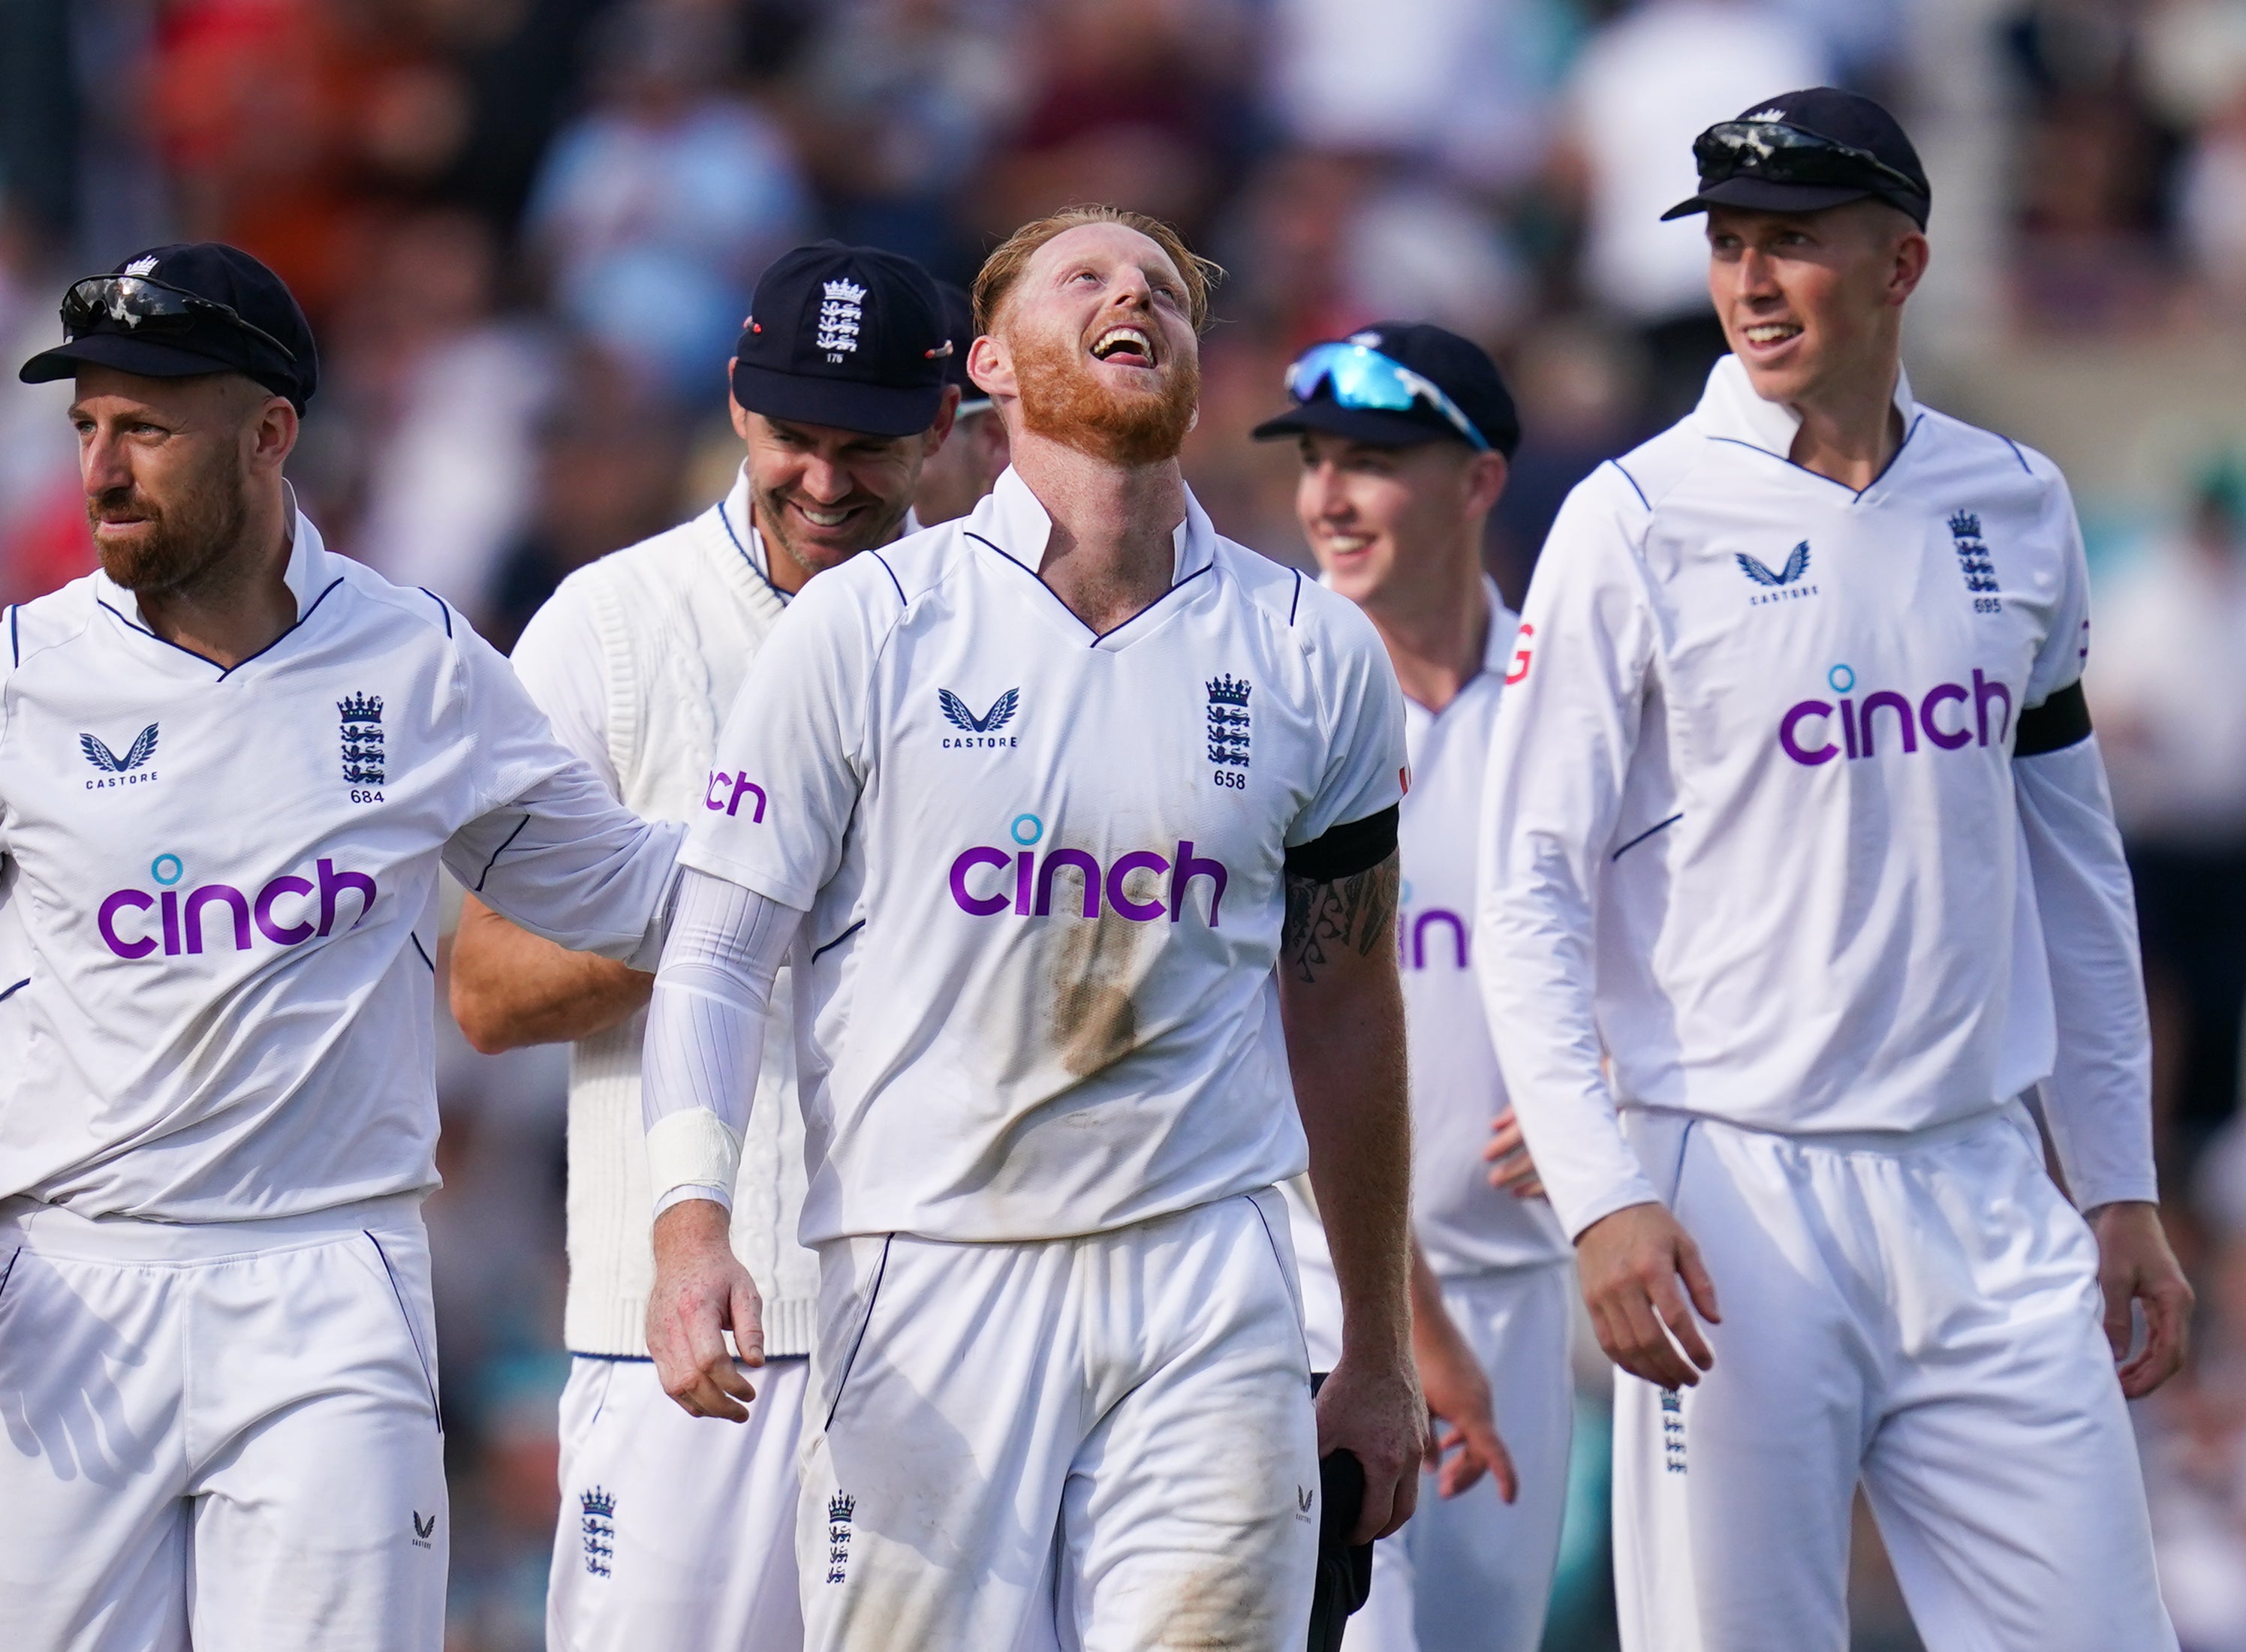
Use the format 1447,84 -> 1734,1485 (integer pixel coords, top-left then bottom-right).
1694,354 -> 1923,501
970,465 -> 1209,585
95,491 -> 348,679
957,466 -> 1218,649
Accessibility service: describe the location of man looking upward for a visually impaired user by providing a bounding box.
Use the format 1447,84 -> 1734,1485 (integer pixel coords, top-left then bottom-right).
448,242 -> 957,1652
640,205 -> 1423,1651
1255,322 -> 1576,1652
1479,89 -> 2189,1650
0,243 -> 679,1651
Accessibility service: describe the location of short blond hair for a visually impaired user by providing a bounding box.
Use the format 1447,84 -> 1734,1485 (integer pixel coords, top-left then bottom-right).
972,206 -> 1223,337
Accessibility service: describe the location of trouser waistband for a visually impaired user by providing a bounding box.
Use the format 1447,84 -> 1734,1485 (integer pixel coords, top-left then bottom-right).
0,1191 -> 426,1262
1622,1097 -> 2036,1159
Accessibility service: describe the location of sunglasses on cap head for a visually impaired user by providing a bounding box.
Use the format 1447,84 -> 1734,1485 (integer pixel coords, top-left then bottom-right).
62,273 -> 301,369
1284,341 -> 1490,452
1692,120 -> 1925,206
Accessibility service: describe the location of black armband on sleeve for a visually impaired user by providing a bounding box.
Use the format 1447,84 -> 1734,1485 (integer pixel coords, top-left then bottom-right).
1284,805 -> 1399,883
2015,680 -> 2093,757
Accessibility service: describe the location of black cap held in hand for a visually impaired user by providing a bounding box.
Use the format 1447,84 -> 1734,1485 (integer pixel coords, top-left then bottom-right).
732,242 -> 953,438
20,242 -> 319,413
1252,320 -> 1522,458
1663,87 -> 1931,228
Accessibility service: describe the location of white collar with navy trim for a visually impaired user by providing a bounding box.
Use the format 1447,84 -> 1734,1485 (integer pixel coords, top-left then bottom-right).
95,483 -> 333,630
1693,353 -> 1918,458
968,465 -> 1210,586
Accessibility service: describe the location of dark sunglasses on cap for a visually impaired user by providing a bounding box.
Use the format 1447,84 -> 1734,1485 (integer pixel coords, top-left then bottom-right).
62,273 -> 301,368
1692,120 -> 1925,203
1284,341 -> 1490,452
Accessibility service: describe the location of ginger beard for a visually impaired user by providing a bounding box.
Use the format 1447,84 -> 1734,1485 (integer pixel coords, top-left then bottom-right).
1009,321 -> 1198,468
88,449 -> 249,597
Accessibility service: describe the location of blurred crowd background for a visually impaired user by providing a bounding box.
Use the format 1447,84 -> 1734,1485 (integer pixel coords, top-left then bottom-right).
6,0 -> 2246,1646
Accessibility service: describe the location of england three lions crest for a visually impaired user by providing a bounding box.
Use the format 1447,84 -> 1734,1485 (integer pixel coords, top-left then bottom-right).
1207,674 -> 1251,776
339,692 -> 385,793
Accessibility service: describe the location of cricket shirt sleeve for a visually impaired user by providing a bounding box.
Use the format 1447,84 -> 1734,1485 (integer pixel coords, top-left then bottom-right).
1286,585 -> 1407,863
1475,468 -> 1666,1238
679,559 -> 885,912
2013,475 -> 2157,1209
441,622 -> 683,967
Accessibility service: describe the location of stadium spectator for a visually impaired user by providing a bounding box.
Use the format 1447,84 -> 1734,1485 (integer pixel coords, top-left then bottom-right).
2088,460 -> 2246,1168
343,208 -> 560,615
1553,0 -> 1828,422
522,2 -> 808,397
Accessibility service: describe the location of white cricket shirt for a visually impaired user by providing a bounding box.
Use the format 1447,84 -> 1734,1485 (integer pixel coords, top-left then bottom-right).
1396,579 -> 1569,1275
682,466 -> 1407,1246
0,509 -> 682,1221
1479,357 -> 2154,1237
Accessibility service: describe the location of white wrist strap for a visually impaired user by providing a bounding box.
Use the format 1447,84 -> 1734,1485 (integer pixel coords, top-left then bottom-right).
646,1108 -> 742,1211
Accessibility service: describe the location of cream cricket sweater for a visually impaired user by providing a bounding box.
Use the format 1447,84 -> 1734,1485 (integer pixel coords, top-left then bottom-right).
510,468 -> 848,1357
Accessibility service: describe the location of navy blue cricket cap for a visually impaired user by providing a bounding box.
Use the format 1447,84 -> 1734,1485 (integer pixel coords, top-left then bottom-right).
1251,321 -> 1522,458
934,280 -> 991,414
731,242 -> 952,438
20,242 -> 318,413
1663,87 -> 1931,229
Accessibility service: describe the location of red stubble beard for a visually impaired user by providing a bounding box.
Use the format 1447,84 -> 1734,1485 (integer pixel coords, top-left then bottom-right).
1010,324 -> 1199,468
87,460 -> 248,598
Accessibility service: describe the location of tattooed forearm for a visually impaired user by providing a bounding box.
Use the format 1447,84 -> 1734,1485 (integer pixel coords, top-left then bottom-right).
1280,853 -> 1399,984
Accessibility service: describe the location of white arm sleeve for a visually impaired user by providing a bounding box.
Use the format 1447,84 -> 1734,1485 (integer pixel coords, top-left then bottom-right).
640,868 -> 802,1215
1477,469 -> 1666,1238
2016,734 -> 2157,1210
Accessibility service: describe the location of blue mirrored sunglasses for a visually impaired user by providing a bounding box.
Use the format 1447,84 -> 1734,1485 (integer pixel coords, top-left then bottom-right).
1284,341 -> 1489,451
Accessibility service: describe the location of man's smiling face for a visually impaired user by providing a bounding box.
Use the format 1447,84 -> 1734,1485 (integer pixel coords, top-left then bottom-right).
978,221 -> 1201,467
736,403 -> 947,588
1705,200 -> 1923,409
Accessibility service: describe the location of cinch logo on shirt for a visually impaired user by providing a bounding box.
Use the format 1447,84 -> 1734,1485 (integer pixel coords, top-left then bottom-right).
947,811 -> 1228,925
95,855 -> 378,958
1778,664 -> 2013,767
1399,907 -> 1470,970
705,771 -> 767,819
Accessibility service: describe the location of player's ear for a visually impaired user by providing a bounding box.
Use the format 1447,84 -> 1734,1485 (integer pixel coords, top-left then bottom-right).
924,385 -> 961,457
1465,450 -> 1510,516
968,333 -> 1014,404
727,359 -> 754,444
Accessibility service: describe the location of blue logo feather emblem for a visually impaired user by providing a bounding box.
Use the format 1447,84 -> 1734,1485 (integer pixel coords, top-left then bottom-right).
1736,542 -> 1811,588
938,688 -> 1019,734
80,723 -> 159,773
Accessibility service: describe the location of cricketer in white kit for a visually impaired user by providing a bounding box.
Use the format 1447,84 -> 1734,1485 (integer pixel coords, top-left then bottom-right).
1478,89 -> 2190,1652
639,206 -> 1426,1652
1281,606 -> 1573,1650
0,243 -> 682,1652
447,242 -> 965,1652
1254,320 -> 1574,1652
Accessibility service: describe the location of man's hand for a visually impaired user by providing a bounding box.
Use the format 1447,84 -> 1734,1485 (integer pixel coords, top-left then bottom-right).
2090,1200 -> 2193,1399
1483,1106 -> 1546,1200
1411,1271 -> 1516,1503
1576,1201 -> 1720,1390
1315,1349 -> 1428,1544
646,1198 -> 764,1422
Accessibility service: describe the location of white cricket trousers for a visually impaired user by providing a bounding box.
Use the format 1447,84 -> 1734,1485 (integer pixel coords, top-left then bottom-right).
797,1188 -> 1320,1652
546,1352 -> 809,1652
0,1192 -> 447,1652
1341,1262 -> 1575,1652
1612,1104 -> 2177,1652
